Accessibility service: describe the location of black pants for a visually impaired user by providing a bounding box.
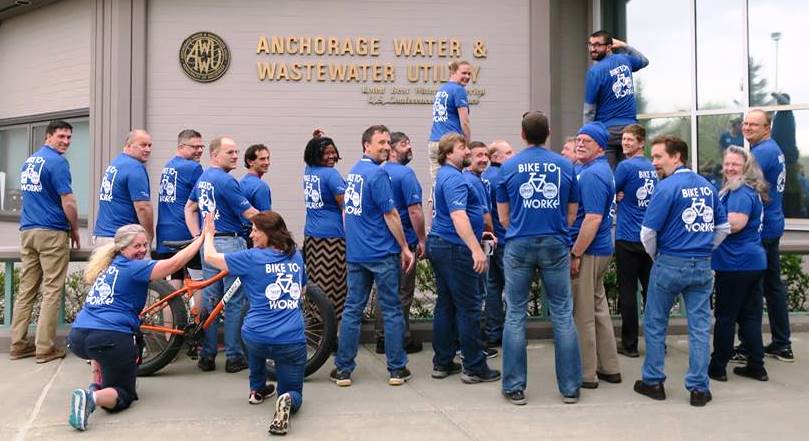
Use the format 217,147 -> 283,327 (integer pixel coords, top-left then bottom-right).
615,240 -> 652,351
605,125 -> 627,170
68,327 -> 139,412
711,270 -> 765,372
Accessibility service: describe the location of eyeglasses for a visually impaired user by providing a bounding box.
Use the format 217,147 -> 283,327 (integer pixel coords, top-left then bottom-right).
183,144 -> 205,149
587,42 -> 608,49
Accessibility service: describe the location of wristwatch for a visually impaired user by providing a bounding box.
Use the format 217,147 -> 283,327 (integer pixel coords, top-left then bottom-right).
570,251 -> 582,259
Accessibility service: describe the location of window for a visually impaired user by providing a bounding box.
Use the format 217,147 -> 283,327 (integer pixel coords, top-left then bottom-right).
0,126 -> 29,215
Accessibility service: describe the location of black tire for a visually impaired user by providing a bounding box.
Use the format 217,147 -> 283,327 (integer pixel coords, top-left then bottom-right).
137,280 -> 188,376
266,282 -> 337,379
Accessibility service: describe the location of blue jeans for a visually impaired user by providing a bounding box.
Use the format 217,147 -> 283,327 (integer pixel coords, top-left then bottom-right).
335,254 -> 407,373
427,235 -> 488,374
641,254 -> 712,392
501,236 -> 581,396
761,238 -> 791,349
484,245 -> 505,345
244,338 -> 305,412
200,236 -> 247,360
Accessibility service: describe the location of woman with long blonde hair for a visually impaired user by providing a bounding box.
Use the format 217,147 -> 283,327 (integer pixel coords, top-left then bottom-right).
68,224 -> 203,431
709,146 -> 770,383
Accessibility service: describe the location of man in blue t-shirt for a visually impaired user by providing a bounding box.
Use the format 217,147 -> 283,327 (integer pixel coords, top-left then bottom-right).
332,125 -> 415,387
719,117 -> 744,152
497,112 -> 580,405
93,129 -> 154,244
240,144 -> 272,243
583,30 -> 649,169
614,124 -> 657,358
635,136 -> 730,407
569,122 -> 620,389
11,120 -> 80,363
374,132 -> 426,355
185,136 -> 259,374
739,109 -> 793,362
481,140 -> 514,349
428,60 -> 473,185
155,129 -> 204,279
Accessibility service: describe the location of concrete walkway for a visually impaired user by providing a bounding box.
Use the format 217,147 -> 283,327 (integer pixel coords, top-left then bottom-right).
2,333 -> 808,441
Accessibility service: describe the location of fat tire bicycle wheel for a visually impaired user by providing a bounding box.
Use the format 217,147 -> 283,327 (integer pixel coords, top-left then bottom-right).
266,282 -> 337,379
138,280 -> 188,376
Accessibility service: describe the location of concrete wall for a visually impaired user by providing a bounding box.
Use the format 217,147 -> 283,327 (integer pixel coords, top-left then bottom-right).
145,0 -> 533,238
0,0 -> 90,120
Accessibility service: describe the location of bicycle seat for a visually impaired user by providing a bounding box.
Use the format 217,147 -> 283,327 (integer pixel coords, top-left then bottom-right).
162,239 -> 196,251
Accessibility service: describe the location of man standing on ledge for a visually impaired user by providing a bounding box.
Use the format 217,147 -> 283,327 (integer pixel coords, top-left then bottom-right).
583,30 -> 648,168
428,59 -> 473,185
240,143 -> 273,243
331,125 -> 415,387
634,136 -> 729,407
10,120 -> 80,363
93,129 -> 154,245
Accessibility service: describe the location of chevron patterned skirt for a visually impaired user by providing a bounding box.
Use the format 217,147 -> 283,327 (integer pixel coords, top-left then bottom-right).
303,236 -> 347,323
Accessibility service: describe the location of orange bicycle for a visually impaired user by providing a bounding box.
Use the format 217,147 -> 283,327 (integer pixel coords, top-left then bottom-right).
137,240 -> 337,377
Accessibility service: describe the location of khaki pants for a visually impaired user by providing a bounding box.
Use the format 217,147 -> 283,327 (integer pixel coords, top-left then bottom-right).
427,141 -> 440,186
11,229 -> 70,354
572,254 -> 620,382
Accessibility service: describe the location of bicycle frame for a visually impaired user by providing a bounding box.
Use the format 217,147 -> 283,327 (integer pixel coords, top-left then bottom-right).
140,271 -> 241,336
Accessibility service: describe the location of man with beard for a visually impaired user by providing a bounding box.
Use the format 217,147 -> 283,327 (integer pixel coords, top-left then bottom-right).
374,131 -> 426,354
583,30 -> 648,168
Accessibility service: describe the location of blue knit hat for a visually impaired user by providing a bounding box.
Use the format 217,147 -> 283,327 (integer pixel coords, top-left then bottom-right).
578,122 -> 609,149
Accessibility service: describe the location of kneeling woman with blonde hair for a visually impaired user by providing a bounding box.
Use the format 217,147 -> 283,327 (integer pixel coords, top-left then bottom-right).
68,224 -> 203,431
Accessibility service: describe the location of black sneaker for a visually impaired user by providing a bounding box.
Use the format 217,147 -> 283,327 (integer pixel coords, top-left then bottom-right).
268,393 -> 293,436
596,371 -> 622,384
562,390 -> 580,404
225,357 -> 248,373
733,365 -> 769,381
329,368 -> 352,387
432,361 -> 462,379
197,356 -> 216,372
460,368 -> 501,384
404,340 -> 424,354
764,345 -> 795,363
689,389 -> 712,407
375,338 -> 385,354
484,348 -> 499,359
503,390 -> 527,405
249,384 -> 277,404
633,380 -> 666,400
389,367 -> 412,386
581,381 -> 599,389
617,346 -> 640,358
708,367 -> 727,382
729,347 -> 749,364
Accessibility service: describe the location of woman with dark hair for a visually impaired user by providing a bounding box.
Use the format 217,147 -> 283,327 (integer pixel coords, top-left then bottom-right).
302,130 -> 348,323
709,146 -> 769,383
68,224 -> 203,431
203,211 -> 306,436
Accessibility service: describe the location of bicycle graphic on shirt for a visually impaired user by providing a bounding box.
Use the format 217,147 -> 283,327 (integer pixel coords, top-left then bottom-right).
635,179 -> 655,201
265,273 -> 302,302
519,172 -> 558,200
681,197 -> 714,224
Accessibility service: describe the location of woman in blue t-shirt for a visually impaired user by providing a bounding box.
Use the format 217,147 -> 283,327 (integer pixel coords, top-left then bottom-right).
302,130 -> 348,323
67,224 -> 203,431
203,210 -> 306,436
709,146 -> 769,383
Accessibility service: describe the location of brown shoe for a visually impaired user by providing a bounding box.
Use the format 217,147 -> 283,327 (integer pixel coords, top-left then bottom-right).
9,343 -> 37,360
36,347 -> 67,364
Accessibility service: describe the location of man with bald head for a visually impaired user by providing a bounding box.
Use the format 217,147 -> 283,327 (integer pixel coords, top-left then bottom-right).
186,136 -> 259,373
93,129 -> 154,245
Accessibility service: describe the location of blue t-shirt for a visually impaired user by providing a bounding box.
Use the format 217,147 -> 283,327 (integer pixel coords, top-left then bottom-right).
19,145 -> 73,231
383,162 -> 422,247
304,166 -> 346,238
73,255 -> 156,334
239,173 -> 272,236
463,170 -> 490,239
751,138 -> 786,240
642,167 -> 727,258
614,156 -> 657,242
481,164 -> 507,242
189,167 -> 252,234
584,53 -> 646,127
429,81 -> 469,141
95,153 -> 151,237
570,156 -> 615,256
225,248 -> 306,345
712,185 -> 766,272
344,157 -> 399,262
719,131 -> 744,151
156,156 -> 203,253
431,164 -> 486,245
496,146 -> 579,244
